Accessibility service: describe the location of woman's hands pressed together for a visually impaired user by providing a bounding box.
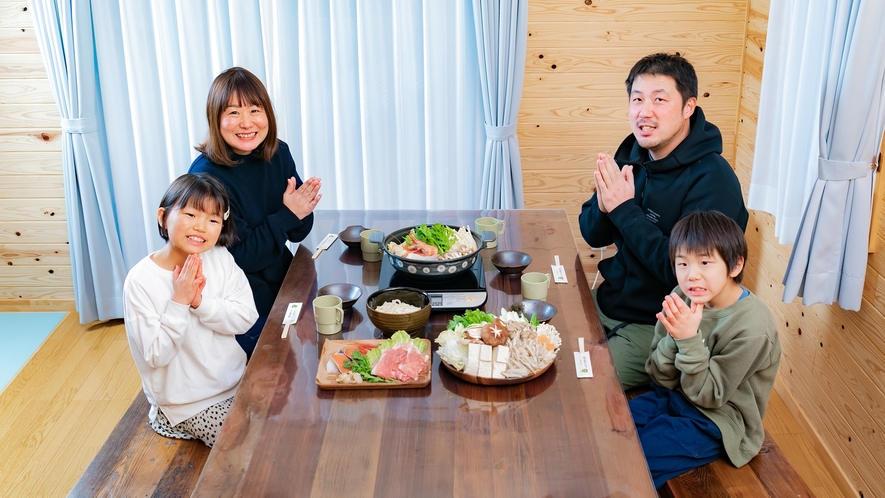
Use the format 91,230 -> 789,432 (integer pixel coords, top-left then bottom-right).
283,176 -> 322,219
656,292 -> 703,340
172,253 -> 206,309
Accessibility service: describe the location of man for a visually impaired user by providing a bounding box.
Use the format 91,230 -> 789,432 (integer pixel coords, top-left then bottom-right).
579,52 -> 748,390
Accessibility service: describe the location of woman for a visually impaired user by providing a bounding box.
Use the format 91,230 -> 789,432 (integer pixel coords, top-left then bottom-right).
189,67 -> 322,357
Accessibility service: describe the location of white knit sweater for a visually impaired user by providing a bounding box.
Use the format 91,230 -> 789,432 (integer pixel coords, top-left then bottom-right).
123,246 -> 258,425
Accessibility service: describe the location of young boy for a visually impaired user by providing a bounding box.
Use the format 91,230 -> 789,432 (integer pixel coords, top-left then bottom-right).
628,210 -> 781,488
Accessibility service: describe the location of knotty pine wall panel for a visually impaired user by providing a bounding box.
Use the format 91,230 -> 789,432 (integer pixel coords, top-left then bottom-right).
729,0 -> 882,495
0,1 -> 71,308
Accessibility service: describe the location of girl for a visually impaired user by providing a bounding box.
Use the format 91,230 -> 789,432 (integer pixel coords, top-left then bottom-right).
188,66 -> 322,357
123,173 -> 258,447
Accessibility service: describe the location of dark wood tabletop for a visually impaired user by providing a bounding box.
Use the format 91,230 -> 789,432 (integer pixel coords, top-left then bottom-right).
191,209 -> 656,497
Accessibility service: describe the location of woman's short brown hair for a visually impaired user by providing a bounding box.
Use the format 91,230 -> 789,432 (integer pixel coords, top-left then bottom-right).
195,67 -> 278,166
158,173 -> 237,247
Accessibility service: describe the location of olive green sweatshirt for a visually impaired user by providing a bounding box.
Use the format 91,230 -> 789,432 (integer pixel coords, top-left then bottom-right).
646,287 -> 781,467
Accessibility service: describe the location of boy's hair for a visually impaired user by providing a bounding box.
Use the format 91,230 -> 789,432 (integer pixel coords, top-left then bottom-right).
195,66 -> 278,167
625,52 -> 698,107
669,210 -> 747,284
157,173 -> 237,247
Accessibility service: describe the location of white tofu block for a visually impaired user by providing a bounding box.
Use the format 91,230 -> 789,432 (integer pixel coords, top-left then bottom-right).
468,343 -> 481,360
480,344 -> 493,362
492,362 -> 506,379
478,361 -> 493,378
494,345 -> 510,364
465,357 -> 479,376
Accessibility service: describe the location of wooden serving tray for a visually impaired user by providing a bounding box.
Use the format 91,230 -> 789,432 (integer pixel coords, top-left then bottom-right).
316,339 -> 432,390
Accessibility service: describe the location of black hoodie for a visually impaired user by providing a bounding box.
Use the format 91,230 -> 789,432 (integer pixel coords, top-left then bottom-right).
578,107 -> 748,325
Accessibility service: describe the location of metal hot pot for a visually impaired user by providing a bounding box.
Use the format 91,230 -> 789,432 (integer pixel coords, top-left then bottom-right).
369,225 -> 494,280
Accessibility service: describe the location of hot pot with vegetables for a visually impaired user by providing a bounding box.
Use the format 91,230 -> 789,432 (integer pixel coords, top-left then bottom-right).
369,223 -> 494,280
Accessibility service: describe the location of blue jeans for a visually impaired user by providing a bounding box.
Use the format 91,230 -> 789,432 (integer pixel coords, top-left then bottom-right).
629,382 -> 726,488
236,315 -> 267,360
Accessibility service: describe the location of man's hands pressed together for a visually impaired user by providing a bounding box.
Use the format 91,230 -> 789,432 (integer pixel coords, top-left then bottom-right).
594,153 -> 635,213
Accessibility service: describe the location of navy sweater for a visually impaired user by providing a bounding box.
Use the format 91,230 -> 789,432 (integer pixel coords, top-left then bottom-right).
578,107 -> 748,325
189,141 -> 314,316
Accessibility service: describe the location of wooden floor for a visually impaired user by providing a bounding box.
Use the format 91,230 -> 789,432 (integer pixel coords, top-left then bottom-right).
0,311 -> 848,497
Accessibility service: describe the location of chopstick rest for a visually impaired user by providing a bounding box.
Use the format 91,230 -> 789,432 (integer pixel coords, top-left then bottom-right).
574,337 -> 593,378
551,255 -> 568,283
281,302 -> 303,339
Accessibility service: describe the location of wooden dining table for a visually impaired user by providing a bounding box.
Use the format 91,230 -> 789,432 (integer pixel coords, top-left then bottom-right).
191,209 -> 656,497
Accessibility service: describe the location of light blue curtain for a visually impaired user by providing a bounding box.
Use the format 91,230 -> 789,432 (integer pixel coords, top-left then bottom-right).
30,0 -> 526,322
781,0 -> 885,310
29,0 -> 127,323
473,0 -> 526,209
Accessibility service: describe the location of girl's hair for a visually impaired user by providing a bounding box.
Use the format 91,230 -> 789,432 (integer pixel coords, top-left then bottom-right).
195,66 -> 278,167
157,173 -> 237,247
669,210 -> 748,284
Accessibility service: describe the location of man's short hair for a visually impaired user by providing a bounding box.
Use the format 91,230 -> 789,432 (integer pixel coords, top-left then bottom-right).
625,52 -> 698,106
669,210 -> 748,284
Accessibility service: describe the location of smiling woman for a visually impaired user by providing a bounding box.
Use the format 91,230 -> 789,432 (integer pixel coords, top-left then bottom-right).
189,67 -> 322,356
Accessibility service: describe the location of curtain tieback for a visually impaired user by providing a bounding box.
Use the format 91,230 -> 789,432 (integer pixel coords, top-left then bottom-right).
61,116 -> 98,134
485,122 -> 517,142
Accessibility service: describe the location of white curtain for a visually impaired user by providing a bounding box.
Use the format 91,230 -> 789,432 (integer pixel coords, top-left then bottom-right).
474,0 -> 527,209
751,0 -> 885,310
30,0 -> 530,322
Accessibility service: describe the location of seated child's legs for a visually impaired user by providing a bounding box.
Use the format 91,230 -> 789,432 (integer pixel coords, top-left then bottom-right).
590,290 -> 653,390
629,384 -> 726,488
149,397 -> 235,447
236,315 -> 268,359
606,323 -> 654,389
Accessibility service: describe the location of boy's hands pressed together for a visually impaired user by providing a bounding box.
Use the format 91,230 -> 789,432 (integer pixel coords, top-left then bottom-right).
656,292 -> 703,340
172,253 -> 206,308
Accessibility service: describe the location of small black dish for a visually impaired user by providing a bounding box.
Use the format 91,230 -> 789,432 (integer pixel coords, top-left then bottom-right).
509,299 -> 556,323
317,283 -> 363,310
491,250 -> 532,275
338,225 -> 365,250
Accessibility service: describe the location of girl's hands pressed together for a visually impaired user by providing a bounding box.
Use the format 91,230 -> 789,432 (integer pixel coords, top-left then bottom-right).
656,292 -> 703,340
172,253 -> 206,308
283,176 -> 322,219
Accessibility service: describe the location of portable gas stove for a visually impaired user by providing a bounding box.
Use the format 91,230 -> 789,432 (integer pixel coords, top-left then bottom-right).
377,256 -> 488,311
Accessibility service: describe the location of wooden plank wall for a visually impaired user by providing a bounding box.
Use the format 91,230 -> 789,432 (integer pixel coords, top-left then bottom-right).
521,0 -> 876,496
734,1 -> 881,496
0,1 -> 71,310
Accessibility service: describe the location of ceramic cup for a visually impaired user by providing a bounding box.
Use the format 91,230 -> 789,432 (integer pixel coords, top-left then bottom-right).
313,295 -> 344,335
360,229 -> 383,262
475,217 -> 506,249
521,272 -> 551,301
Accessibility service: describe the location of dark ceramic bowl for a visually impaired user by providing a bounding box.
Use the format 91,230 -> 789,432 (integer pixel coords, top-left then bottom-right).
491,250 -> 532,275
509,299 -> 557,323
317,283 -> 362,310
365,287 -> 432,335
338,225 -> 365,250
